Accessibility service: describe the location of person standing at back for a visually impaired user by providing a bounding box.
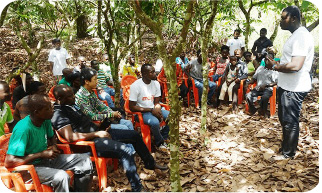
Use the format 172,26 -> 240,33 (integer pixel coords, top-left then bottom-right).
48,38 -> 71,82
226,29 -> 245,56
265,5 -> 314,159
252,28 -> 273,68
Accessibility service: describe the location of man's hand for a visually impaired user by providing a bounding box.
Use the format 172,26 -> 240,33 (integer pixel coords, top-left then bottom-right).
255,84 -> 266,91
235,78 -> 240,83
113,111 -> 122,119
265,56 -> 277,70
41,148 -> 60,159
95,131 -> 111,138
152,104 -> 163,122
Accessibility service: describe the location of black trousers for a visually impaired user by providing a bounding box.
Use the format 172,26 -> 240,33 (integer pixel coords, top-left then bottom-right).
246,88 -> 273,114
277,87 -> 307,157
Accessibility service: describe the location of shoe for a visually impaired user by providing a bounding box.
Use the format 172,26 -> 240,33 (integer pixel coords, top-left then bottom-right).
140,187 -> 148,192
154,163 -> 168,170
158,143 -> 169,152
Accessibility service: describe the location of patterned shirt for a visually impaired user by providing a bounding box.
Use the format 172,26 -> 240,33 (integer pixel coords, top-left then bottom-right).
75,86 -> 114,121
97,69 -> 110,89
122,63 -> 140,78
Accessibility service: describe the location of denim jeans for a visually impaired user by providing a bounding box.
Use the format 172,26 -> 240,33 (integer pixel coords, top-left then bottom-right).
92,137 -> 142,191
110,119 -> 135,154
142,109 -> 169,146
98,87 -> 115,108
212,74 -> 222,82
109,129 -> 155,169
246,88 -> 273,114
277,87 -> 307,158
193,79 -> 217,104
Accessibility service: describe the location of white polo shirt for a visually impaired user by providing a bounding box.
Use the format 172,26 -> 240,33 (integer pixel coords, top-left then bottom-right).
278,27 -> 314,92
129,79 -> 161,108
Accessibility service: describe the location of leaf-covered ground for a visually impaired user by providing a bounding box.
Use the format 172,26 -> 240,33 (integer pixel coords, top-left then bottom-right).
98,83 -> 319,192
0,27 -> 319,192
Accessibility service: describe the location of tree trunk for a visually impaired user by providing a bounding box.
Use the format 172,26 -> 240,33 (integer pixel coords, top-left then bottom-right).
270,17 -> 279,42
0,3 -> 10,27
307,19 -> 319,32
76,14 -> 88,38
200,0 -> 219,144
130,1 -> 195,191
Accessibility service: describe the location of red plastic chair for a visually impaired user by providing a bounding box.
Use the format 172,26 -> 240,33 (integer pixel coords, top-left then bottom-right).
183,73 -> 199,108
1,172 -> 27,192
48,86 -> 56,102
123,85 -> 169,152
245,82 -> 277,117
121,75 -> 138,89
93,89 -> 109,106
0,133 -> 73,192
237,79 -> 246,105
55,131 -> 118,190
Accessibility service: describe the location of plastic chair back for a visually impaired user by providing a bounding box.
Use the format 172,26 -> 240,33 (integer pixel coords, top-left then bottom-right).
121,75 -> 137,89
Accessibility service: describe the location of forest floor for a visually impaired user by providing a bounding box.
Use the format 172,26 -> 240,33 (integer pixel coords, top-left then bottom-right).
0,27 -> 319,192
101,82 -> 319,192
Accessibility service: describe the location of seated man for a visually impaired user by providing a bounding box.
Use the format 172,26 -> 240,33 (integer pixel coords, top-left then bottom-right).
75,67 -> 133,131
5,94 -> 93,192
52,84 -> 167,192
58,68 -> 73,86
129,63 -> 170,150
246,53 -> 278,117
91,60 -> 115,108
0,81 -> 14,136
13,81 -> 46,123
12,72 -> 33,109
184,49 -> 217,106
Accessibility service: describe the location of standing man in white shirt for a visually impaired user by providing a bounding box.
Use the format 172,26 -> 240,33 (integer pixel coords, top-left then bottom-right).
266,5 -> 314,159
226,29 -> 245,56
48,38 -> 71,82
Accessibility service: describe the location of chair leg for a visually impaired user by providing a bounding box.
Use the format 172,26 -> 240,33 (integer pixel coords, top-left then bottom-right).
141,125 -> 152,152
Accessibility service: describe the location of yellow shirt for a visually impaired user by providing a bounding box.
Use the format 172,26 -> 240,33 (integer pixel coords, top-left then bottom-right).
122,63 -> 140,78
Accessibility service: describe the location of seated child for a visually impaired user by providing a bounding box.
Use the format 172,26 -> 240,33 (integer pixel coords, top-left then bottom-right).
246,53 -> 278,117
211,45 -> 230,82
260,46 -> 280,67
219,56 -> 239,105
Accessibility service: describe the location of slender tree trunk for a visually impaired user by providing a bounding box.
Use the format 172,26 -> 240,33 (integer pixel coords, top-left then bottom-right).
307,19 -> 319,32
76,14 -> 88,38
200,0 -> 219,144
130,1 -> 195,191
0,3 -> 10,27
270,17 -> 279,42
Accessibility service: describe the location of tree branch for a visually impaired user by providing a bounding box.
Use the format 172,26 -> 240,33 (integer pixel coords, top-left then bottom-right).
307,19 -> 319,32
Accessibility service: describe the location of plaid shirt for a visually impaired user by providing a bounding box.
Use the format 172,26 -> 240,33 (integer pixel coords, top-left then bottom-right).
75,86 -> 114,121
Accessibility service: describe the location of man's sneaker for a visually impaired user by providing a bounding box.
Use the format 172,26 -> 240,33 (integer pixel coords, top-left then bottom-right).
158,143 -> 169,152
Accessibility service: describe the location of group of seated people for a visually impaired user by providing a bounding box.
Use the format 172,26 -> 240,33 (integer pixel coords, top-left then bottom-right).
0,41 -> 279,191
0,59 -> 170,191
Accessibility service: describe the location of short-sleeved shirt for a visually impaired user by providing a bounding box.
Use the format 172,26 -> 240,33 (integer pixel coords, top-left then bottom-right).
6,116 -> 54,164
175,57 -> 189,70
253,66 -> 278,91
187,59 -> 205,82
97,69 -> 111,89
58,77 -> 71,87
122,63 -> 140,78
252,37 -> 273,54
226,38 -> 245,56
48,48 -> 70,76
129,79 -> 161,109
51,104 -> 97,133
247,61 -> 256,79
0,102 -> 13,136
214,56 -> 230,75
75,86 -> 114,121
278,27 -> 314,92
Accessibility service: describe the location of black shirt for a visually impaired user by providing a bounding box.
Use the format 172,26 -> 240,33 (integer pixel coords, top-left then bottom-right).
252,37 -> 273,54
12,85 -> 29,109
51,103 -> 98,133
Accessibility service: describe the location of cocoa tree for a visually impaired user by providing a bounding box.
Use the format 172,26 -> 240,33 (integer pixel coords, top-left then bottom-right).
130,0 -> 195,191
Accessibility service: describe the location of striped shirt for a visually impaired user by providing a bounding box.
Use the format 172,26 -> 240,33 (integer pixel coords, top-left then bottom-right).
97,69 -> 110,89
75,86 -> 114,121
